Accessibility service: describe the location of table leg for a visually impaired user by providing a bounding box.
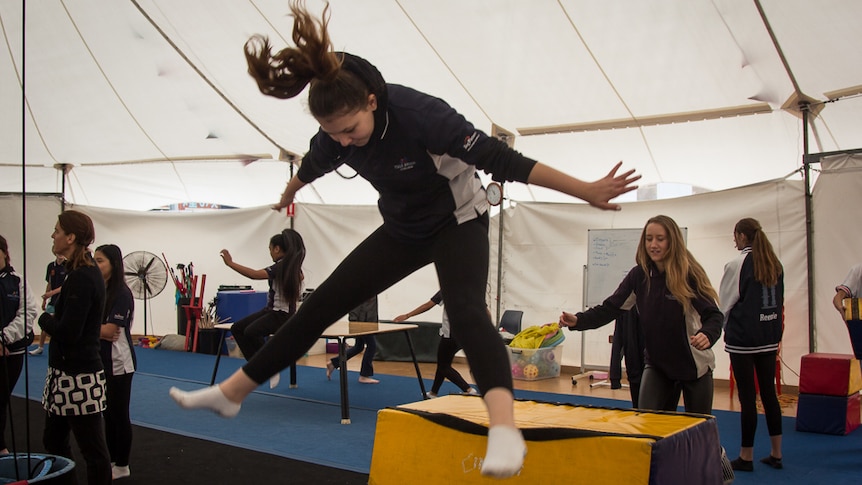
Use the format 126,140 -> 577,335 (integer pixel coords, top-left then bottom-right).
403,331 -> 427,398
338,337 -> 350,424
209,329 -> 228,386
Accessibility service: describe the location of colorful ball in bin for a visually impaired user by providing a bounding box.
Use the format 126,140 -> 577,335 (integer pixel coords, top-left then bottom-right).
542,349 -> 556,362
511,363 -> 524,378
523,364 -> 540,379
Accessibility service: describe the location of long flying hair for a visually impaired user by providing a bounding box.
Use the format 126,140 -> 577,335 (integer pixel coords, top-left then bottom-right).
272,229 -> 306,306
635,215 -> 718,312
734,218 -> 782,287
95,244 -> 128,322
244,1 -> 372,119
57,210 -> 96,271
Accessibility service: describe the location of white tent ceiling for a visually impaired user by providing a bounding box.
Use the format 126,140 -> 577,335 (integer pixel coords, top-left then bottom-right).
2,0 -> 861,210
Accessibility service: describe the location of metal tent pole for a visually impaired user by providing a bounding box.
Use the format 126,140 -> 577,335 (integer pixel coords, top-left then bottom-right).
801,104 -> 816,353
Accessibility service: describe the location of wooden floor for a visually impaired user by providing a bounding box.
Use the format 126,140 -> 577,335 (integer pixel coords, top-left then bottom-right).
297,351 -> 799,418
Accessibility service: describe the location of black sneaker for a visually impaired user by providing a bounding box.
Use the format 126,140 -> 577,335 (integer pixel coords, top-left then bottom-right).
730,457 -> 753,472
760,455 -> 783,469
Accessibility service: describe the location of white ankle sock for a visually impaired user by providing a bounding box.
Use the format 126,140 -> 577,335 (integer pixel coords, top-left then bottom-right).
169,386 -> 241,418
269,373 -> 280,389
481,425 -> 526,478
112,465 -> 131,479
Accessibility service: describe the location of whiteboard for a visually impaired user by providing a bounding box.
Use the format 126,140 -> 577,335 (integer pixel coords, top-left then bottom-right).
584,227 -> 686,307
585,229 -> 642,307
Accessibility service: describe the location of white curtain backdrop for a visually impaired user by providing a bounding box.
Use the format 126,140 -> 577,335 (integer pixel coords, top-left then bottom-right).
490,179 -> 808,384
3,156 -> 860,385
812,153 -> 862,355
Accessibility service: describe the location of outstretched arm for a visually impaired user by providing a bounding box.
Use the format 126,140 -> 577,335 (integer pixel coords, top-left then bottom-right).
393,300 -> 436,322
273,175 -> 308,212
527,161 -> 639,211
220,250 -> 268,280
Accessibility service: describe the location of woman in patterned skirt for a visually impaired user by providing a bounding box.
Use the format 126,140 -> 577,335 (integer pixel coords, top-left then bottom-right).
38,210 -> 111,485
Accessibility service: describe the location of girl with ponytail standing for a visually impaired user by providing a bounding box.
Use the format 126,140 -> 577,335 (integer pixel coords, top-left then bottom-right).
720,218 -> 784,472
94,244 -> 136,480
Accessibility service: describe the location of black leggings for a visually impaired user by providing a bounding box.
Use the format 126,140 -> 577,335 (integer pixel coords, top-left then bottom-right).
244,216 -> 512,394
431,336 -> 471,394
638,365 -> 714,415
231,308 -> 290,361
43,411 -> 111,485
104,372 -> 134,467
729,351 -> 782,447
0,354 -> 24,451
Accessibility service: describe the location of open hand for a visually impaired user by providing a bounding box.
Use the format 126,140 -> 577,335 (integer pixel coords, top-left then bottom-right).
586,161 -> 640,211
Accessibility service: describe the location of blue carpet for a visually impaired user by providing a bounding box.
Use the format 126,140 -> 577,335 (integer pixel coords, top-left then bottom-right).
16,348 -> 862,483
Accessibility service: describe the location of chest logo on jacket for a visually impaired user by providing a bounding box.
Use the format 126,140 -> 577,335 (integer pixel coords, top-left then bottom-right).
393,158 -> 416,172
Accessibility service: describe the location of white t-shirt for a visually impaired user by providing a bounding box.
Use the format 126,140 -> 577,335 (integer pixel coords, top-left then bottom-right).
837,264 -> 862,298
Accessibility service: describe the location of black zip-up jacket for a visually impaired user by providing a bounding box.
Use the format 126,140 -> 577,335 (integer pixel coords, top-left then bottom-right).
39,262 -> 106,375
569,264 -> 723,381
297,83 -> 537,242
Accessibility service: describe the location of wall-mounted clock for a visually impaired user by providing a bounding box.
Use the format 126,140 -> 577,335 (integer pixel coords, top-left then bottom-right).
486,182 -> 503,206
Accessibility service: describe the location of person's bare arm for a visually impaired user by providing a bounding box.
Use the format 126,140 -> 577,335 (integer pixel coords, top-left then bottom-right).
393,300 -> 436,322
41,282 -> 51,310
220,249 -> 268,280
273,175 -> 308,212
527,161 -> 639,211
834,288 -> 850,315
100,323 -> 122,342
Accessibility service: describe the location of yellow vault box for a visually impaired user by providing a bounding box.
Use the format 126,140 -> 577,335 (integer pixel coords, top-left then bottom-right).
370,395 -> 722,484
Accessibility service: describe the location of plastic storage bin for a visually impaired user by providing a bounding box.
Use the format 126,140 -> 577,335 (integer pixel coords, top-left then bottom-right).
508,345 -> 563,380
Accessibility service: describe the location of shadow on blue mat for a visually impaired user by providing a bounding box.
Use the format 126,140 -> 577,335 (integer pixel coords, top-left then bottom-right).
16,348 -> 862,482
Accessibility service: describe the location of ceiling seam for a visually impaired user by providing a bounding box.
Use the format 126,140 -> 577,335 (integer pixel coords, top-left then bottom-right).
130,0 -> 289,158
134,0 -> 327,205
60,0 -> 190,200
753,0 -> 800,97
393,0 -> 496,128
556,0 -> 662,182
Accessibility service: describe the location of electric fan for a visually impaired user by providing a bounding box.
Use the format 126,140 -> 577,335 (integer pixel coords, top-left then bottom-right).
123,251 -> 168,336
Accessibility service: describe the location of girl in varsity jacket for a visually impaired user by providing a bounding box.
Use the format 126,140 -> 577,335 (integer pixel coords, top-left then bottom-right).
719,217 -> 784,472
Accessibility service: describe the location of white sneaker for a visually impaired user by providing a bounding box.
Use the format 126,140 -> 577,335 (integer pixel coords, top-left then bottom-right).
269,373 -> 280,389
112,465 -> 131,480
29,347 -> 43,356
425,392 -> 438,399
466,387 -> 480,395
